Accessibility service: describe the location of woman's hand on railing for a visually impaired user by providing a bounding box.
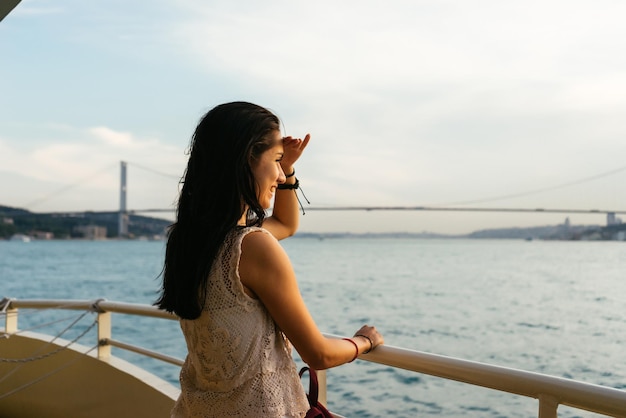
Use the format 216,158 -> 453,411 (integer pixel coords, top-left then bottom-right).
353,325 -> 384,354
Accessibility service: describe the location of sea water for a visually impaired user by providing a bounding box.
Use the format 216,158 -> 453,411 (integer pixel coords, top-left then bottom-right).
1,238 -> 625,417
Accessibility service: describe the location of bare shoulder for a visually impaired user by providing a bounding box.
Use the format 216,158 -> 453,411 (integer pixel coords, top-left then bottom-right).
240,229 -> 290,274
241,229 -> 281,254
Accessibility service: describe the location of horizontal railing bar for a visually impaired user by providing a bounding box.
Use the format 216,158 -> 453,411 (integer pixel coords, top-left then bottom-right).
8,299 -> 178,320
97,301 -> 177,320
104,338 -> 184,366
325,335 -> 626,417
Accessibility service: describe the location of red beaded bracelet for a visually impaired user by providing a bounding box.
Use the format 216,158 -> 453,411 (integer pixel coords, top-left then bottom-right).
354,334 -> 374,354
342,338 -> 359,362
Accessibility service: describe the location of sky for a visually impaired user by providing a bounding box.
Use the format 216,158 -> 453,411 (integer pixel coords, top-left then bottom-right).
1,0 -> 625,234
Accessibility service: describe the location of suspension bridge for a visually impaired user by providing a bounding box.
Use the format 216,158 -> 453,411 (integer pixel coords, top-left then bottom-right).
9,161 -> 626,238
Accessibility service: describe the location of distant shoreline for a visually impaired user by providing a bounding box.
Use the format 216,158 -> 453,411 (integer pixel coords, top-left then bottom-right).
2,204 -> 625,241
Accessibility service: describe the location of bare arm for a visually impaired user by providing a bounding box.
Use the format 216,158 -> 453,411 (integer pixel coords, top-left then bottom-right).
263,134 -> 310,240
238,231 -> 384,370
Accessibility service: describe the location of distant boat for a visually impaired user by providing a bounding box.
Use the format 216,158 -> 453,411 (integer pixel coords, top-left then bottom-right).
9,234 -> 31,242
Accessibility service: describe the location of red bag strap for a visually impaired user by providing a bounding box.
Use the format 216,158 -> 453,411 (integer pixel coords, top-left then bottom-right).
299,366 -> 319,406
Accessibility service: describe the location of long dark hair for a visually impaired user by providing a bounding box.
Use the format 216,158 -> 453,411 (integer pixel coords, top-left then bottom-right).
155,102 -> 281,319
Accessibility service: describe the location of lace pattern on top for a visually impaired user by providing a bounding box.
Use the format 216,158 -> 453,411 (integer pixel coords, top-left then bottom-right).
172,227 -> 310,418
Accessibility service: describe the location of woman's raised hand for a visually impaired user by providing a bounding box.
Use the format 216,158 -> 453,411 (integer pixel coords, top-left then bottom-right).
281,134 -> 310,171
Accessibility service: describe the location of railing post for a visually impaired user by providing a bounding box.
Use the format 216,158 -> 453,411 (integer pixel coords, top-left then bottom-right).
97,311 -> 111,360
4,305 -> 18,334
538,394 -> 559,418
317,369 -> 327,406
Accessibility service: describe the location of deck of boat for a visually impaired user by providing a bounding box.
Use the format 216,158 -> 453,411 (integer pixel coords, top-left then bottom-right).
1,330 -> 177,418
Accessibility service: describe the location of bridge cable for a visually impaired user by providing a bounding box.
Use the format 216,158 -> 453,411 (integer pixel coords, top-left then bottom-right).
127,161 -> 181,180
22,163 -> 117,209
436,163 -> 626,207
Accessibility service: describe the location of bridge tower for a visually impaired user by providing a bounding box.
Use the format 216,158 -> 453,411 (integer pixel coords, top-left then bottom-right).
118,161 -> 129,237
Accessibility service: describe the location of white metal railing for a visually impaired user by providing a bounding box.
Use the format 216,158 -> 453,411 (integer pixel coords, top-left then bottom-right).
344,340 -> 626,417
0,298 -> 178,361
3,298 -> 626,417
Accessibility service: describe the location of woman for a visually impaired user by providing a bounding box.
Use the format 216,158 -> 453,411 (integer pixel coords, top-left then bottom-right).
156,102 -> 384,417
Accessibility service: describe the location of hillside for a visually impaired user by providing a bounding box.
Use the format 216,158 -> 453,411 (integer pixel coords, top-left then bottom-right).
0,205 -> 171,239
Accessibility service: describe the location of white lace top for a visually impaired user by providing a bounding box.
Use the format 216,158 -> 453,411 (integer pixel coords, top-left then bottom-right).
171,227 -> 310,418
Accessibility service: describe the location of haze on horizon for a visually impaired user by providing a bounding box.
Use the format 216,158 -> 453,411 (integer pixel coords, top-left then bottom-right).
1,1 -> 625,235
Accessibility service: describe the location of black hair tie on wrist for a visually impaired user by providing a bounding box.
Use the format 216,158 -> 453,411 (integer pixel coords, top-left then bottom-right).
277,178 -> 299,190
277,178 -> 310,214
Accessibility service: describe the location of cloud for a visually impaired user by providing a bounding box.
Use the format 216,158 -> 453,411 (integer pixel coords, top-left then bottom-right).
3,0 -> 626,232
89,126 -> 135,148
0,125 -> 185,212
171,1 -> 626,89
12,5 -> 63,17
88,126 -> 159,149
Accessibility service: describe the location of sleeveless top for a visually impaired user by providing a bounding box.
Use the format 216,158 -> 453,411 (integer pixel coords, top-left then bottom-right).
171,227 -> 310,418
